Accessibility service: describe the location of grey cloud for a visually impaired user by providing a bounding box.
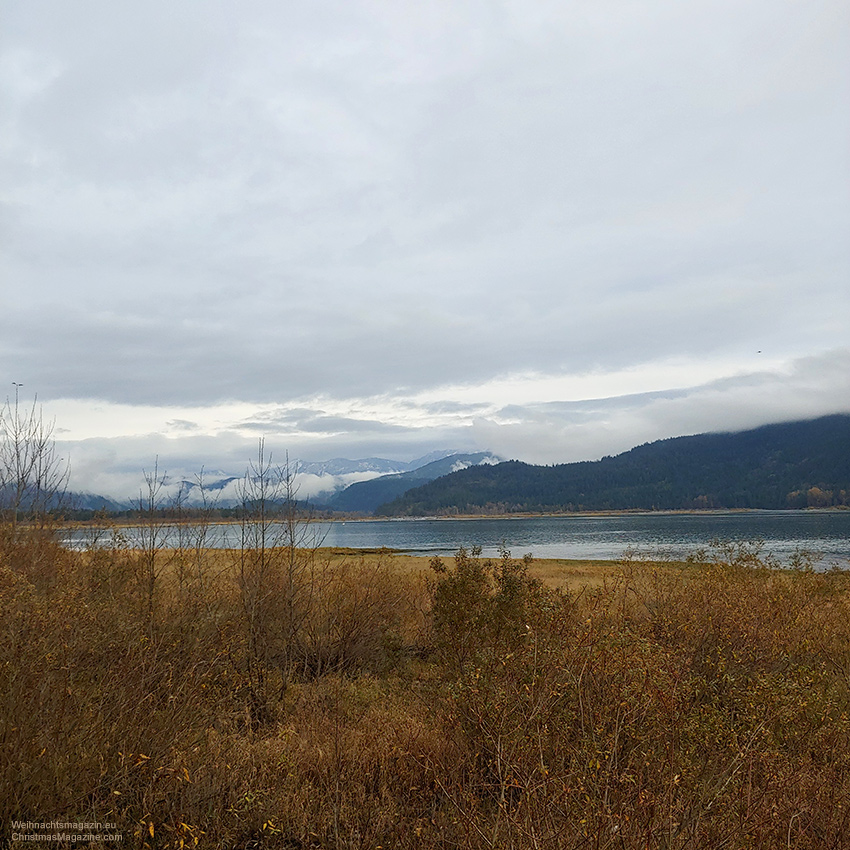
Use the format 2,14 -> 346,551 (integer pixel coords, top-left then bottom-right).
421,400 -> 493,415
495,388 -> 694,423
165,419 -> 201,432
238,411 -> 409,435
3,0 -> 847,471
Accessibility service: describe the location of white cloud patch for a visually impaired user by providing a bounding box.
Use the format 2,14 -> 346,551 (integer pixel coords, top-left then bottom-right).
450,460 -> 472,473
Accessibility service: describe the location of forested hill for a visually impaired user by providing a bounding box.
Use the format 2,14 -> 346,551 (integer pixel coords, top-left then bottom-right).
375,414 -> 850,515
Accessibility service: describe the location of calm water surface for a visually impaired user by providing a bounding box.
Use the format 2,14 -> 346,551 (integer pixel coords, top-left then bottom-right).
318,512 -> 850,565
67,511 -> 850,567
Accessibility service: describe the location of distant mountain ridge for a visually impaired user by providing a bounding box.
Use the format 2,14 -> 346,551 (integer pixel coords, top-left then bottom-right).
327,452 -> 501,513
297,457 -> 408,477
296,450 -> 462,478
376,415 -> 850,515
66,492 -> 129,513
60,450 -> 480,513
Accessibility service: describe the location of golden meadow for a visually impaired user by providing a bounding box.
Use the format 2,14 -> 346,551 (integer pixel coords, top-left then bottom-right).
3,510 -> 850,849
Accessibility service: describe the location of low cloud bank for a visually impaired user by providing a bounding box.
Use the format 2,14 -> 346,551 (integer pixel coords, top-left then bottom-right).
57,349 -> 849,500
476,349 -> 850,463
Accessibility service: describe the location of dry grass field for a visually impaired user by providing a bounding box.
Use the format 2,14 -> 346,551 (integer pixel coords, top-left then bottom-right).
2,524 -> 850,849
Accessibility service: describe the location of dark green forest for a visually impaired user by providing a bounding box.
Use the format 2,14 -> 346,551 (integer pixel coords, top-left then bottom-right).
376,414 -> 850,515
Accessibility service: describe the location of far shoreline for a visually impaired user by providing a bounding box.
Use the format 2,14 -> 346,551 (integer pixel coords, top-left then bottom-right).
342,506 -> 849,521
57,505 -> 849,531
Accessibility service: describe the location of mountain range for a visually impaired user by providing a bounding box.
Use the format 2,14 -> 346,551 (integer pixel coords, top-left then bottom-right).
375,415 -> 850,515
64,450 -> 476,513
60,415 -> 850,516
325,452 -> 500,513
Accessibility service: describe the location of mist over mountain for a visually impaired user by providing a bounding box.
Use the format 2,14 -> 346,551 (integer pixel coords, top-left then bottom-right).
327,452 -> 501,513
61,450 -> 479,512
296,450 -> 461,478
376,415 -> 850,516
296,458 -> 407,477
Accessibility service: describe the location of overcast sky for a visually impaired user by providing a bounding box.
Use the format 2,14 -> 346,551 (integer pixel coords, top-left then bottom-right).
2,0 -> 849,497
